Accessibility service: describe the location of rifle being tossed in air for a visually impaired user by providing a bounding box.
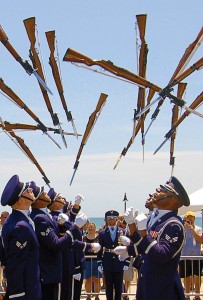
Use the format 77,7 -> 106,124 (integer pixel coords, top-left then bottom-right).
45,30 -> 78,138
70,93 -> 108,185
0,25 -> 52,94
23,17 -> 67,148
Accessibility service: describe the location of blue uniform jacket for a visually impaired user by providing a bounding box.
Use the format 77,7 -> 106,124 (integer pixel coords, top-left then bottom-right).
30,208 -> 74,284
51,210 -> 75,275
2,210 -> 41,300
130,211 -> 185,300
97,226 -> 127,272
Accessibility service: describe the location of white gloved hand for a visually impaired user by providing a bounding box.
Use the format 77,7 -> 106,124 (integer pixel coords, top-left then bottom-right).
98,266 -> 103,274
123,265 -> 129,271
75,194 -> 85,205
57,213 -> 69,225
91,243 -> 101,253
114,245 -> 128,255
119,252 -> 129,261
74,212 -> 88,228
73,273 -> 81,281
124,207 -> 138,225
135,212 -> 148,230
120,235 -> 131,246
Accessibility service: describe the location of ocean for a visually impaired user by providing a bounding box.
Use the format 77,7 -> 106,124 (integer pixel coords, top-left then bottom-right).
90,216 -> 203,231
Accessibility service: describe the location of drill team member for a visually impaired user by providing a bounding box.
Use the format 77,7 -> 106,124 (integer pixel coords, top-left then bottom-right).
115,176 -> 190,300
1,175 -> 42,300
97,210 -> 129,300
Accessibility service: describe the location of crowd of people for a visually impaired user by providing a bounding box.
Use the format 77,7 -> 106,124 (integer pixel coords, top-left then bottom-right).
0,174 -> 202,300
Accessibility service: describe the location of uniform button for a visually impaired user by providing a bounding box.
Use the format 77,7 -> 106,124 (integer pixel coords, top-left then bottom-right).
112,245 -> 114,247
140,274 -> 143,277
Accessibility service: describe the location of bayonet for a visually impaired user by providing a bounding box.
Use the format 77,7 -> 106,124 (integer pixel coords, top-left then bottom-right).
23,17 -> 67,148
0,78 -> 61,149
0,25 -> 52,94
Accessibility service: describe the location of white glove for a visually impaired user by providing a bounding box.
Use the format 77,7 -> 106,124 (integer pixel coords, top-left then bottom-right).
114,245 -> 128,255
135,212 -> 148,230
73,273 -> 81,281
57,213 -> 69,225
119,252 -> 129,261
75,194 -> 84,205
123,265 -> 129,271
120,235 -> 131,246
98,266 -> 103,274
91,243 -> 101,253
74,212 -> 88,228
124,207 -> 138,225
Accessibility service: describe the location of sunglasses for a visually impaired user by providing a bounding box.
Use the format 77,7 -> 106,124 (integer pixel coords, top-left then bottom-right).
106,216 -> 117,220
160,184 -> 179,195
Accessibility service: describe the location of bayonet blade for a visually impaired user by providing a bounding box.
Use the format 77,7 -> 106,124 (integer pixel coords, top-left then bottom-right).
33,70 -> 53,95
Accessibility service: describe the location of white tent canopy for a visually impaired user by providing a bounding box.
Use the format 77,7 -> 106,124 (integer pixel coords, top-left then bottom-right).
178,188 -> 203,216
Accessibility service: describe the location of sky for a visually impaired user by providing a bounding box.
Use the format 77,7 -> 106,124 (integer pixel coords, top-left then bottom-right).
0,1 -> 202,217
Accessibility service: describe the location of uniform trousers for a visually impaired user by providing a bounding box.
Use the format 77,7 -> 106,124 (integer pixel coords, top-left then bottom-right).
73,273 -> 84,300
60,273 -> 72,300
41,282 -> 59,300
103,270 -> 124,300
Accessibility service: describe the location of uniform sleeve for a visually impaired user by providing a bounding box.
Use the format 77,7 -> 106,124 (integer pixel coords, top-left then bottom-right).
3,224 -> 30,299
136,221 -> 184,264
34,216 -> 73,252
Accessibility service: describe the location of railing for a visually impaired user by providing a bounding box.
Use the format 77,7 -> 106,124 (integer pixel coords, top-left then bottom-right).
82,255 -> 203,299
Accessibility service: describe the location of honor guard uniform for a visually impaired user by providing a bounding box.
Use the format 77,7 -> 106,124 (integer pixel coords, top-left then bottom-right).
48,190 -> 82,300
29,182 -> 87,300
97,210 -> 129,300
1,175 -> 42,300
116,176 -> 190,300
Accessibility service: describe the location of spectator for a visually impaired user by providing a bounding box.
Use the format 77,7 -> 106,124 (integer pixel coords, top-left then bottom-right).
179,211 -> 203,300
83,222 -> 101,300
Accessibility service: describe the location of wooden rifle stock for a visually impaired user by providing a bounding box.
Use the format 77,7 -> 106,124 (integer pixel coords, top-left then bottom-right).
63,48 -> 161,92
0,119 -> 50,185
71,93 -> 108,184
0,25 -> 35,75
77,92 -> 108,160
45,30 -> 78,136
0,78 -> 62,148
23,17 -> 57,124
170,82 -> 187,167
45,31 -> 63,92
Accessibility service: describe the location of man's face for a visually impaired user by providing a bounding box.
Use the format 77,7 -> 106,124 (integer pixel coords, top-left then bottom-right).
150,183 -> 180,210
106,217 -> 117,226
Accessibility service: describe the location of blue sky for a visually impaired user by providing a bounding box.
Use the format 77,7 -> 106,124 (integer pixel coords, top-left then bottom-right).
0,1 -> 202,216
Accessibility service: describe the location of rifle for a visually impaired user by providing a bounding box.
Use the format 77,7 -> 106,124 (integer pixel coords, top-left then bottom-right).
23,17 -> 67,148
63,48 -> 203,117
133,15 -> 148,161
0,25 -> 52,94
0,121 -> 82,137
0,78 -> 61,148
70,93 -> 108,185
154,91 -> 203,154
0,117 -> 50,186
140,26 -> 203,135
169,82 -> 187,173
45,30 -> 78,138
